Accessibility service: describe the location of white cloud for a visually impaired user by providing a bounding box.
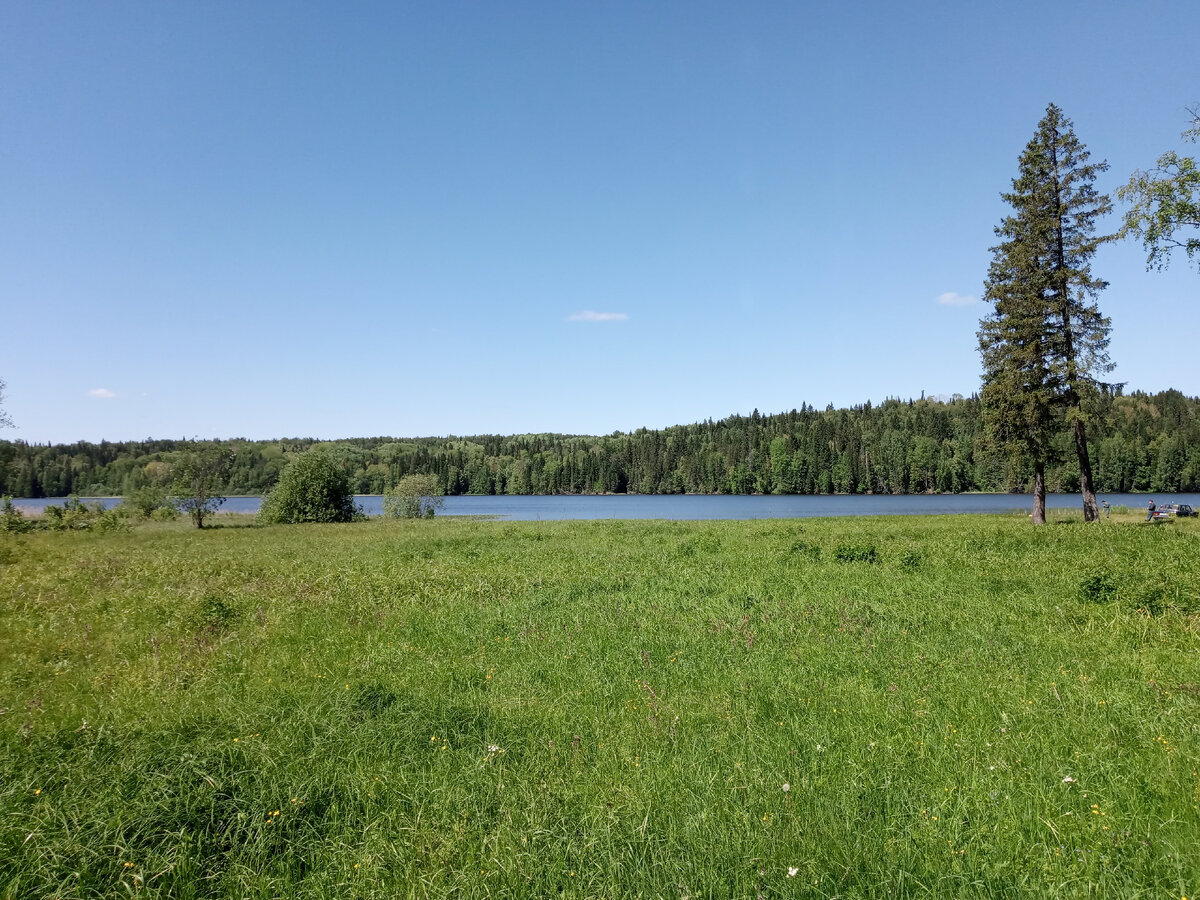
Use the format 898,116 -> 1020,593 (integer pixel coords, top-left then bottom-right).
567,310 -> 629,323
936,292 -> 978,307
87,388 -> 117,399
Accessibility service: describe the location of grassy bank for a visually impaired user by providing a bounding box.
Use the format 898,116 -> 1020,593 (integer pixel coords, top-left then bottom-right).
1,514 -> 1198,898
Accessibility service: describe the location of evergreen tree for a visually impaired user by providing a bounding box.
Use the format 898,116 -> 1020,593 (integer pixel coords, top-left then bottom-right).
979,258 -> 1058,523
979,103 -> 1114,523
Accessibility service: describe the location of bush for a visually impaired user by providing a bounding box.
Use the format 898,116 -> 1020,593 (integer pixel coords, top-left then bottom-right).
382,474 -> 444,519
259,449 -> 360,524
123,484 -> 174,518
42,498 -> 117,532
1,496 -> 33,534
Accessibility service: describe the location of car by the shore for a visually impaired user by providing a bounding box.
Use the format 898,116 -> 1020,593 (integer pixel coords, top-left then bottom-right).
1151,503 -> 1196,519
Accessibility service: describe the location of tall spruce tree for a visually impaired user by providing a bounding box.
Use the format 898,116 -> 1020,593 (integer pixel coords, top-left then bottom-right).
979,103 -> 1114,523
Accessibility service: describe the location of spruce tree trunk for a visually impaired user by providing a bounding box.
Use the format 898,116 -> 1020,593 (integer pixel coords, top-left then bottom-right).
1032,462 -> 1047,525
1074,417 -> 1099,521
1049,138 -> 1102,526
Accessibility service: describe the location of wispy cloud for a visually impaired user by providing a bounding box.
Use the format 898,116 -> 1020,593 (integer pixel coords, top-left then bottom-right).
936,292 -> 978,307
87,388 -> 117,399
568,310 -> 629,323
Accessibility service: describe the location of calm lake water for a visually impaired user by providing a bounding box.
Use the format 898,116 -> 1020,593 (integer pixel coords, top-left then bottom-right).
11,493 -> 1200,521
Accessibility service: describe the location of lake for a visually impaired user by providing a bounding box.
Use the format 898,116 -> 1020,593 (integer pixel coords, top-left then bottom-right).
10,493 -> 1199,520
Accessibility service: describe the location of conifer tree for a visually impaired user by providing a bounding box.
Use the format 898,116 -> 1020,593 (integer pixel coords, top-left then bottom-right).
979,254 -> 1058,524
979,103 -> 1114,523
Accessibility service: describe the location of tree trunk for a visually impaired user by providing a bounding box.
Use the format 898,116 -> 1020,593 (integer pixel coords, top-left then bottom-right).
1073,416 -> 1099,522
1049,140 -> 1100,525
1032,462 -> 1047,525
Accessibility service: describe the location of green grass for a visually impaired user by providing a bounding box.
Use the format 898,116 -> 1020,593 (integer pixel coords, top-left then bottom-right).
1,514 -> 1198,898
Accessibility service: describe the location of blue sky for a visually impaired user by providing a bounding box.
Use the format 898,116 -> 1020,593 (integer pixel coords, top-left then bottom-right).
2,1 -> 1197,443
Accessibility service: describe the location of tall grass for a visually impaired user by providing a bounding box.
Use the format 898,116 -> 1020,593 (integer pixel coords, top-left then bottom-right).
1,514 -> 1198,898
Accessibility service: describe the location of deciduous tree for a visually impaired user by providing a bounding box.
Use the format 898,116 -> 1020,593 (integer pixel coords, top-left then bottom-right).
171,446 -> 234,528
382,474 -> 444,518
1118,107 -> 1200,272
0,378 -> 12,430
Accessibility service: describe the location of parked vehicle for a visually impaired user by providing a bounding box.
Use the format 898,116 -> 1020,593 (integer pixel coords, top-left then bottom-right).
1154,503 -> 1197,519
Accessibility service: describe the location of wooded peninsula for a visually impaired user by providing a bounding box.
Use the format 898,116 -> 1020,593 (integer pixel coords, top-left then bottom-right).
3,388 -> 1196,499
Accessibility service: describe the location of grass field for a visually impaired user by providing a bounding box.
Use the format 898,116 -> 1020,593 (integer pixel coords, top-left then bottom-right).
2,512 -> 1198,898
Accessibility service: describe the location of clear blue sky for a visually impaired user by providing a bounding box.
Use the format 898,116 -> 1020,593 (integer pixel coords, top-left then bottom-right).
2,1 -> 1197,444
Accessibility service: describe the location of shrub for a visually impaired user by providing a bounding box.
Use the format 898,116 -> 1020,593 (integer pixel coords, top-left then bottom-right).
95,506 -> 132,533
40,498 -> 128,532
382,474 -> 444,519
259,449 -> 360,524
1,496 -> 32,534
124,484 -> 174,518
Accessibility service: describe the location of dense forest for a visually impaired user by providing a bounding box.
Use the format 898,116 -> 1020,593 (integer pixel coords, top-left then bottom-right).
2,390 -> 1198,499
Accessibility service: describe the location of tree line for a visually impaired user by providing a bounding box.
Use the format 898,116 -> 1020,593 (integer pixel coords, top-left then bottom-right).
1,388 -> 1196,500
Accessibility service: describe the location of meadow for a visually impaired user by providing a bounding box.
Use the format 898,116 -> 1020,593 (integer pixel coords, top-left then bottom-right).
1,511 -> 1198,898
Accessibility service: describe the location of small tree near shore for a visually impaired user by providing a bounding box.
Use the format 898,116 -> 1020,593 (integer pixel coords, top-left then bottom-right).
171,447 -> 234,529
383,474 -> 444,518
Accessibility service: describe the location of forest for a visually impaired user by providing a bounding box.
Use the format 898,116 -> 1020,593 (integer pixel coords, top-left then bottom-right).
1,389 -> 1197,499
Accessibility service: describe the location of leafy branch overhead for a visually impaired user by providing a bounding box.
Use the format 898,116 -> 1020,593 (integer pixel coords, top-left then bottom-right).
1118,106 -> 1200,271
0,378 -> 12,430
